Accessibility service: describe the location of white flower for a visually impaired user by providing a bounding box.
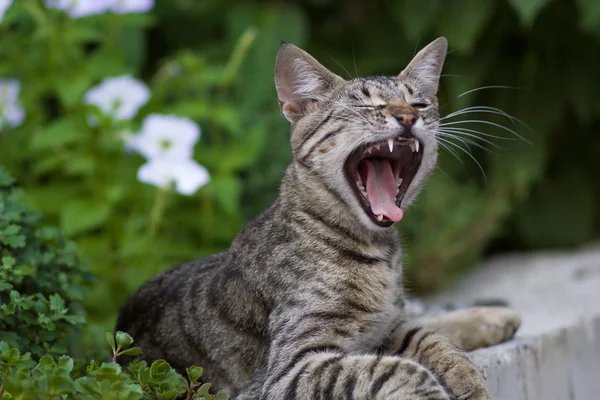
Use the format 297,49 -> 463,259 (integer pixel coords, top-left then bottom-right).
128,114 -> 200,160
0,0 -> 14,22
84,75 -> 150,123
109,0 -> 154,14
0,79 -> 25,131
137,158 -> 210,195
45,0 -> 109,18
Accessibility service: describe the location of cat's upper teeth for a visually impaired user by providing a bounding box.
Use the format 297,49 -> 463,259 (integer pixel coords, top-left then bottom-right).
362,138 -> 419,154
357,181 -> 367,198
377,214 -> 383,222
396,178 -> 403,188
409,138 -> 420,153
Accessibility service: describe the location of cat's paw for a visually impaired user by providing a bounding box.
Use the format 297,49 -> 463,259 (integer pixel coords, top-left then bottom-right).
442,356 -> 491,400
436,306 -> 521,352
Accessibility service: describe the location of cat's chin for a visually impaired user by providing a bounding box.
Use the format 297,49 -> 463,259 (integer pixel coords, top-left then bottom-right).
344,135 -> 423,228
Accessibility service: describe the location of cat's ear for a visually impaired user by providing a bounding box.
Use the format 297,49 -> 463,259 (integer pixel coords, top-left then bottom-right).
275,42 -> 344,123
399,37 -> 448,97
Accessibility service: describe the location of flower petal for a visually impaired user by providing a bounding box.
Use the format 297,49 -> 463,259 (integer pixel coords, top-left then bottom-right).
45,0 -> 109,18
137,158 -> 210,195
109,0 -> 154,14
0,0 -> 14,22
0,79 -> 25,130
84,75 -> 150,123
129,114 -> 200,160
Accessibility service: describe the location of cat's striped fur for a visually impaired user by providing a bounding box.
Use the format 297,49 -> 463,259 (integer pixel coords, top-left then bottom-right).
116,37 -> 519,399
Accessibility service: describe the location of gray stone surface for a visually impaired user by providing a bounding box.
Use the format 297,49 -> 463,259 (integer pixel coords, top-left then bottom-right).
430,248 -> 600,400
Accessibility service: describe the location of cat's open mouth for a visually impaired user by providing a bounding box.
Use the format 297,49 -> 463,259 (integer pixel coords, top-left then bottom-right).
344,136 -> 423,227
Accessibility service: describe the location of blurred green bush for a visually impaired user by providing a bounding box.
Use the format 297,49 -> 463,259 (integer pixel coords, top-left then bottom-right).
0,166 -> 89,360
1,0 -> 599,344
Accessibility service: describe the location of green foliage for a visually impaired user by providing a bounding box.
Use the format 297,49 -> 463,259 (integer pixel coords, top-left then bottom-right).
0,332 -> 229,400
0,166 -> 89,359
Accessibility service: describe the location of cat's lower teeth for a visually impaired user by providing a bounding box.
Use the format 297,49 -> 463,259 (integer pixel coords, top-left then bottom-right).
377,214 -> 383,222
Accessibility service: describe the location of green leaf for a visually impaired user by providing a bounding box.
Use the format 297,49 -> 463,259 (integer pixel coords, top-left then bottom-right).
121,27 -> 147,69
49,294 -> 65,311
576,0 -> 600,37
1,256 -> 16,268
196,383 -> 212,396
209,177 -> 241,216
149,359 -> 171,378
438,0 -> 494,52
57,355 -> 74,373
394,0 -> 442,42
507,0 -> 553,25
230,4 -> 308,109
59,200 -> 112,236
106,332 -> 116,353
37,355 -> 57,371
56,74 -> 93,109
186,366 -> 203,383
75,376 -> 101,396
115,331 -> 134,350
216,391 -> 230,400
29,119 -> 88,151
118,347 -> 143,357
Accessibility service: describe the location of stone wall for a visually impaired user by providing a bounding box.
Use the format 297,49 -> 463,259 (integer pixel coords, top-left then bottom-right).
430,248 -> 600,400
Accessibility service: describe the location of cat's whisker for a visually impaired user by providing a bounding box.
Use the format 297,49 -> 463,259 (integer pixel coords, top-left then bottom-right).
442,106 -> 531,131
435,126 -> 518,141
334,102 -> 374,126
435,136 -> 487,181
457,85 -> 518,98
440,119 -> 530,143
435,128 -> 502,150
436,131 -> 495,154
328,56 -> 356,80
433,138 -> 463,163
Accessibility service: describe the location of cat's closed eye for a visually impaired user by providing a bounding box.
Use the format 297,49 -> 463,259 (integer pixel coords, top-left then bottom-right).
410,102 -> 429,109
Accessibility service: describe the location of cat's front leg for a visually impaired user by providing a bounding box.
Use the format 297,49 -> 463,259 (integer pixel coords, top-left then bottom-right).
386,321 -> 490,400
417,306 -> 521,351
256,301 -> 452,400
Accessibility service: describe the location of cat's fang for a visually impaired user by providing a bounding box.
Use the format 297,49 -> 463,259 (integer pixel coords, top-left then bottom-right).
387,138 -> 394,152
375,144 -> 380,150
396,178 -> 403,188
377,214 -> 383,222
409,139 -> 420,153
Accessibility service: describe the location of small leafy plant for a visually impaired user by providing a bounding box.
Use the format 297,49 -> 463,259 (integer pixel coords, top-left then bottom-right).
0,166 -> 90,360
0,331 -> 229,400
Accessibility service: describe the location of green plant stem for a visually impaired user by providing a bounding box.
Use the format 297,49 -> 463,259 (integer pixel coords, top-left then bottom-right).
221,27 -> 258,86
148,185 -> 171,237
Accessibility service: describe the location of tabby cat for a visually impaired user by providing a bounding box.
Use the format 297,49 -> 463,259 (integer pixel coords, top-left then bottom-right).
116,37 -> 521,399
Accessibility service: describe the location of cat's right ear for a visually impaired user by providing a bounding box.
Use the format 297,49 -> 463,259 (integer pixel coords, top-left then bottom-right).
399,37 -> 448,97
275,42 -> 343,123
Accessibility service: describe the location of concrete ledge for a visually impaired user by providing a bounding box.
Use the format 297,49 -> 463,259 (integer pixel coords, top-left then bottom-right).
431,248 -> 600,400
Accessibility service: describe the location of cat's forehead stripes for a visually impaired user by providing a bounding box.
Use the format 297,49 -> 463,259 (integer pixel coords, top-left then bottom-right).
349,78 -> 412,105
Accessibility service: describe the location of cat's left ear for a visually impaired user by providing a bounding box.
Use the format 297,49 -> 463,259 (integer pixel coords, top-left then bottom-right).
275,42 -> 344,123
399,37 -> 448,97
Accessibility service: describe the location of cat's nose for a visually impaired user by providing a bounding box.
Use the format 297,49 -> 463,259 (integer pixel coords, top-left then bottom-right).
394,113 -> 417,128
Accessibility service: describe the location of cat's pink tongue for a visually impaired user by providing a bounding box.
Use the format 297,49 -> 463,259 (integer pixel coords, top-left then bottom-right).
364,159 -> 404,222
